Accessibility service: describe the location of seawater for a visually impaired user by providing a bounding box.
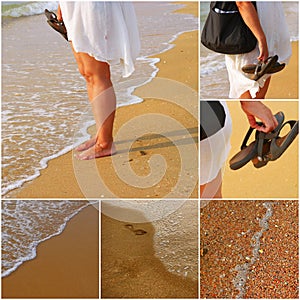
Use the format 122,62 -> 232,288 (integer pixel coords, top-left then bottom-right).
102,199 -> 198,281
2,1 -> 198,196
153,200 -> 198,281
200,1 -> 299,99
1,200 -> 95,277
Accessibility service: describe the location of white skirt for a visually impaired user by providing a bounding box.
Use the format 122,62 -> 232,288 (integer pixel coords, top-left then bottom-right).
200,101 -> 232,185
225,2 -> 292,98
60,1 -> 140,78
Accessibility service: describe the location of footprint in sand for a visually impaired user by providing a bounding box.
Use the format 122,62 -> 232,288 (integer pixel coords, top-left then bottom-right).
125,224 -> 147,235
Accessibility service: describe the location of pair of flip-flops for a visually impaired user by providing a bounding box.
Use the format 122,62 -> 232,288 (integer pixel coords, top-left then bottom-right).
242,55 -> 285,81
44,9 -> 68,41
229,111 -> 299,170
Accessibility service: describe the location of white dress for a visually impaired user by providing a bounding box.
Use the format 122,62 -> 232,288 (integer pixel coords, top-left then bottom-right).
225,2 -> 292,98
59,1 -> 140,78
200,101 -> 232,185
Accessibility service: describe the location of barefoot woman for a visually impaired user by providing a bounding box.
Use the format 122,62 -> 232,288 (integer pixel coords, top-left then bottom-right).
57,2 -> 140,160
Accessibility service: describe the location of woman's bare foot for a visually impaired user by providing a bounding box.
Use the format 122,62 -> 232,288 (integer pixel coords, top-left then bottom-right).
76,137 -> 97,151
76,142 -> 116,160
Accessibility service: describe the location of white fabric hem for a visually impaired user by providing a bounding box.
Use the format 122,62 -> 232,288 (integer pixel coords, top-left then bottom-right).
200,101 -> 232,185
225,2 -> 292,99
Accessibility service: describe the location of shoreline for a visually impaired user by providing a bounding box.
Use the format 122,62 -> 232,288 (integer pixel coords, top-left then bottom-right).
5,2 -> 198,199
101,200 -> 198,298
2,2 -> 199,298
2,204 -> 99,298
1,201 -> 92,279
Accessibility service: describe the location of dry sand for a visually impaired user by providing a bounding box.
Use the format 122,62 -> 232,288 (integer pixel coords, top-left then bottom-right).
2,204 -> 99,298
200,200 -> 298,299
2,2 -> 199,299
100,3 -> 199,298
223,99 -> 298,199
267,42 -> 298,99
7,2 -> 198,199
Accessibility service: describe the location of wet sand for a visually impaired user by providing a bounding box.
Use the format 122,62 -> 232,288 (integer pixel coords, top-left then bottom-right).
101,200 -> 198,298
6,2 -> 198,199
2,2 -> 199,299
200,200 -> 298,299
2,204 -> 99,298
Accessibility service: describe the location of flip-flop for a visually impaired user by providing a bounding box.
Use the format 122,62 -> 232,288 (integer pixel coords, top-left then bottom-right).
254,120 -> 298,167
242,61 -> 285,75
44,9 -> 68,41
245,55 -> 279,81
229,111 -> 285,170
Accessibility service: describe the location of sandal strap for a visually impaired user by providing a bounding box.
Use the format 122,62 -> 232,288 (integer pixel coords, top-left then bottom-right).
240,111 -> 285,156
277,120 -> 297,135
241,126 -> 256,150
254,61 -> 262,75
45,9 -> 58,21
260,120 -> 298,161
256,131 -> 267,161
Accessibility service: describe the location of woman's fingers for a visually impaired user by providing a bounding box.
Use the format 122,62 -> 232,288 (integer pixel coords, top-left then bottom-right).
241,101 -> 278,133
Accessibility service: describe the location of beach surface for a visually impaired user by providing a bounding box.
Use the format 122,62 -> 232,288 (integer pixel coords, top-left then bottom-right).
6,2 -> 198,199
99,3 -> 199,297
267,42 -> 298,99
2,204 -> 99,298
101,200 -> 198,298
223,99 -> 298,199
200,200 -> 299,299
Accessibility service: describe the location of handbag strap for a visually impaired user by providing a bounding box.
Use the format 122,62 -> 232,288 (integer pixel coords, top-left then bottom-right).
211,1 -> 256,12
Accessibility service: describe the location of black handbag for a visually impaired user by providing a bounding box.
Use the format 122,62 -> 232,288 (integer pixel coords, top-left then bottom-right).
200,101 -> 226,141
201,2 -> 257,55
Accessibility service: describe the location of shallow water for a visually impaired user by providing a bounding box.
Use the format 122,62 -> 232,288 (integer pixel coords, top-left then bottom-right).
153,200 -> 198,281
102,199 -> 198,281
2,1 -> 198,196
1,200 -> 93,277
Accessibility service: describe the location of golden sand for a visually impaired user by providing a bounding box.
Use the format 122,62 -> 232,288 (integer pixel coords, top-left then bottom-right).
8,3 -> 198,199
2,205 -> 99,298
2,2 -> 199,299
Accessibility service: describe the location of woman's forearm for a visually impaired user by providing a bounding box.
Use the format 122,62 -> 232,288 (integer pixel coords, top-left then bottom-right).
236,2 -> 265,43
236,2 -> 268,60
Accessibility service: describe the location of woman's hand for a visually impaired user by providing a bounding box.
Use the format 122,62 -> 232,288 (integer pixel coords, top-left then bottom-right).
240,101 -> 278,133
257,37 -> 269,62
57,4 -> 62,21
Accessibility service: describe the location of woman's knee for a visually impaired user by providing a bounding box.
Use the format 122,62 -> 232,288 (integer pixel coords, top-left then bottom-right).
200,171 -> 223,199
81,64 -> 112,89
76,62 -> 85,78
80,66 -> 94,83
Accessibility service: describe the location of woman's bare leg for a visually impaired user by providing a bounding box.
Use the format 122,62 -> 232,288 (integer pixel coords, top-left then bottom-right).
72,46 -> 116,159
239,77 -> 271,99
200,171 -> 223,199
